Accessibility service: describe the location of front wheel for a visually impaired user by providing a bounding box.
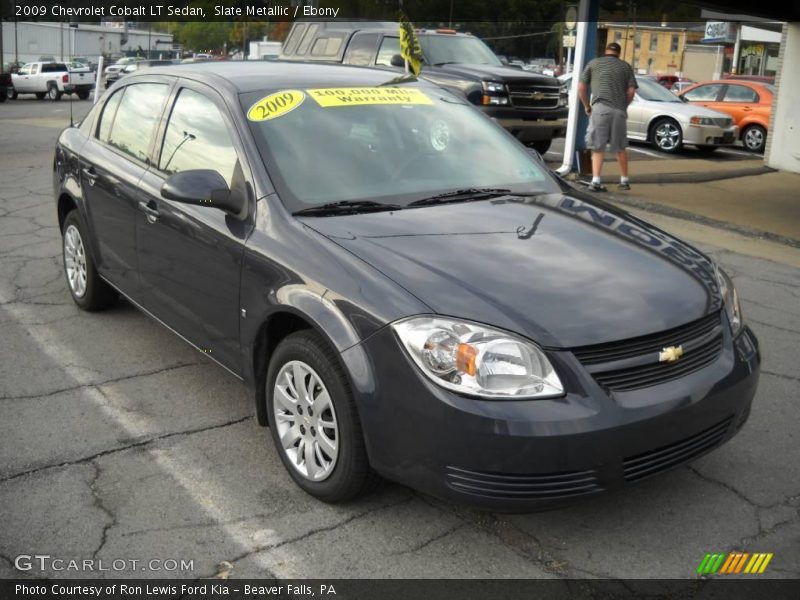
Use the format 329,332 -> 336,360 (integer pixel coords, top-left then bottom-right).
61,211 -> 118,311
266,330 -> 377,503
742,125 -> 767,153
48,85 -> 62,101
651,118 -> 683,153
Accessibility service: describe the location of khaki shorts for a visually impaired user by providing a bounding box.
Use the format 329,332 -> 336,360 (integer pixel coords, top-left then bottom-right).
586,103 -> 628,153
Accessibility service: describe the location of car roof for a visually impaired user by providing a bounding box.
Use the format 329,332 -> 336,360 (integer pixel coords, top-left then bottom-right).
125,61 -> 435,94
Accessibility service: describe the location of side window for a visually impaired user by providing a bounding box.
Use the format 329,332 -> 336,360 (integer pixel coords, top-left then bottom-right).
683,84 -> 721,101
723,85 -> 758,103
296,24 -> 319,56
283,24 -> 307,55
19,64 -> 32,75
159,88 -> 239,187
31,64 -> 40,75
376,36 -> 401,67
344,33 -> 380,66
97,88 -> 125,143
107,83 -> 169,163
310,36 -> 343,57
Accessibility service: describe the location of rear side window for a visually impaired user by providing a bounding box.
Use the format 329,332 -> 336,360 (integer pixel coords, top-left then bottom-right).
344,33 -> 379,66
296,24 -> 319,56
376,36 -> 401,67
283,24 -> 308,55
159,88 -> 239,187
97,88 -> 125,143
723,85 -> 758,103
310,36 -> 344,57
683,84 -> 722,101
107,83 -> 169,163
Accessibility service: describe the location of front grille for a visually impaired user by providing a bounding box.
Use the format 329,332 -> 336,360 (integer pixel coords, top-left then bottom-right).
573,312 -> 720,366
622,417 -> 733,482
445,466 -> 603,500
507,84 -> 560,109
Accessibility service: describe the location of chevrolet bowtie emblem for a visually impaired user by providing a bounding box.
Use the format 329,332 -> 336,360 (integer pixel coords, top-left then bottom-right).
532,91 -> 545,100
659,345 -> 684,363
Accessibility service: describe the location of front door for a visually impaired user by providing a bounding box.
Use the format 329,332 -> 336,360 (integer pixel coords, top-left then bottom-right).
135,84 -> 253,374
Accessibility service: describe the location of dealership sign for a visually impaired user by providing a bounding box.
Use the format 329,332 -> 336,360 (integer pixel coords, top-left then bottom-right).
703,21 -> 735,43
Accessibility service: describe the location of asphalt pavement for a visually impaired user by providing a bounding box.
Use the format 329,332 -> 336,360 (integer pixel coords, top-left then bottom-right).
1,97 -> 799,580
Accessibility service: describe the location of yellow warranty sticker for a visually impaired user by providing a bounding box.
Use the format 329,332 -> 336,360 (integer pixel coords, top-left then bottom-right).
307,87 -> 432,107
247,90 -> 305,122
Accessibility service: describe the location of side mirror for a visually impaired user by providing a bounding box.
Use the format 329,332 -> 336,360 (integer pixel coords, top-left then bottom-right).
161,169 -> 245,215
390,54 -> 405,68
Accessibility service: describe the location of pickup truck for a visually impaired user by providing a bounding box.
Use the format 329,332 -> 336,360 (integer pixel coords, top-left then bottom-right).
280,22 -> 568,154
9,62 -> 96,101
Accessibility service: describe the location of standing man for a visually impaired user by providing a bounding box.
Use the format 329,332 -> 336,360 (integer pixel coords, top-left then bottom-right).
578,42 -> 638,191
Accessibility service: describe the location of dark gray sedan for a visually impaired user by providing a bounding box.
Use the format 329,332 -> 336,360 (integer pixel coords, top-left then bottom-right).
53,62 -> 759,511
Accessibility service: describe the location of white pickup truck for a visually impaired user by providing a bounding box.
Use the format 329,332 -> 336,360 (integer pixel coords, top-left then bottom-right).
9,62 -> 96,101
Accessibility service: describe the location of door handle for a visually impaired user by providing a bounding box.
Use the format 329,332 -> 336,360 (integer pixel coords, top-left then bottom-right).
81,167 -> 98,186
138,200 -> 159,224
742,107 -> 752,111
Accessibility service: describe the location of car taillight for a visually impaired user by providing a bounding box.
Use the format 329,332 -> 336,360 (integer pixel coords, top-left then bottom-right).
62,74 -> 69,83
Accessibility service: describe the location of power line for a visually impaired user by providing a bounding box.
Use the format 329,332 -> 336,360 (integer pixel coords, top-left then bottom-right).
482,31 -> 554,40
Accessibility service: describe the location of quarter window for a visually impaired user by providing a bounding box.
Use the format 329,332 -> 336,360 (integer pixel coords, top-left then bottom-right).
722,85 -> 758,103
159,88 -> 239,187
344,33 -> 379,66
683,84 -> 722,101
376,36 -> 401,67
97,88 -> 124,143
106,83 -> 169,163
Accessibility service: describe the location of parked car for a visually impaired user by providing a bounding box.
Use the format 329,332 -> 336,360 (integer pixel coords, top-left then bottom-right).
628,78 -> 737,153
669,80 -> 695,94
54,61 -> 759,510
105,59 -> 173,88
9,62 -> 96,100
653,74 -> 693,90
104,57 -> 138,77
679,80 -> 773,152
279,22 -> 568,154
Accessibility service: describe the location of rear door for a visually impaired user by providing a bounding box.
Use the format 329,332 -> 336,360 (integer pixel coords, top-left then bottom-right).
78,80 -> 172,297
718,83 -> 760,126
135,81 -> 254,374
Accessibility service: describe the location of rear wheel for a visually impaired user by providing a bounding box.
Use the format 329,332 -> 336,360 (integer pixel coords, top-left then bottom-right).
742,125 -> 767,153
61,211 -> 118,311
266,330 -> 378,503
48,85 -> 62,101
651,118 -> 683,153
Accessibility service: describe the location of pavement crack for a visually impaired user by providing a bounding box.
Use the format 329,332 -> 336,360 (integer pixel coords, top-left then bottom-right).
686,466 -> 761,509
0,362 -> 203,401
89,462 -> 116,560
0,415 -> 254,484
761,370 -> 800,383
391,522 -> 466,555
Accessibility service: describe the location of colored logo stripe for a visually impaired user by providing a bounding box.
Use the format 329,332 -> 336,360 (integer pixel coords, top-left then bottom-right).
697,552 -> 773,575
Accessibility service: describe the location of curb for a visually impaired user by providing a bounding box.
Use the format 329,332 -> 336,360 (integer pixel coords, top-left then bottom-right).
627,165 -> 775,184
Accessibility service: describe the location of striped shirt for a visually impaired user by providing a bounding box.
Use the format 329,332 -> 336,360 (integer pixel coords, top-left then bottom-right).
579,56 -> 638,112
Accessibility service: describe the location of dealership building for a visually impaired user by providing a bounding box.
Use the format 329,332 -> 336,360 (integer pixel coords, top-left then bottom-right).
1,21 -> 175,66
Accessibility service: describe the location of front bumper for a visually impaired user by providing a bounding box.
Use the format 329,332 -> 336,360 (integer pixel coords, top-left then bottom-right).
683,124 -> 738,147
343,322 -> 760,512
64,83 -> 93,94
482,106 -> 569,142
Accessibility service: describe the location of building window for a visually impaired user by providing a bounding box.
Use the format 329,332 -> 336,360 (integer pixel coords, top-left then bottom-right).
649,33 -> 658,51
615,31 -> 622,43
670,34 -> 679,53
634,32 -> 641,51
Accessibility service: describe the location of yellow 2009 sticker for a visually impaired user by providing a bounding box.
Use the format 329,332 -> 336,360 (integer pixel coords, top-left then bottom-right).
307,87 -> 432,107
247,90 -> 305,122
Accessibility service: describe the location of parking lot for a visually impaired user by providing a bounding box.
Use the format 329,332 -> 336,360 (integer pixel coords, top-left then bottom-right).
1,96 -> 798,580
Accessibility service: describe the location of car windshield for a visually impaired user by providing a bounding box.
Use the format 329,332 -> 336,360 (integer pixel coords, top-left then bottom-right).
419,35 -> 502,66
637,77 -> 682,102
242,85 -> 558,212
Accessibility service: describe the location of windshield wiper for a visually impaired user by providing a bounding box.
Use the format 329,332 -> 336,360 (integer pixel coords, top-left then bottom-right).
293,200 -> 402,217
407,188 -> 512,207
433,61 -> 461,67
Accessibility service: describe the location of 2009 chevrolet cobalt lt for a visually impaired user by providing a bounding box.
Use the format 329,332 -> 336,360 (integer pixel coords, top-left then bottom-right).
54,62 -> 759,511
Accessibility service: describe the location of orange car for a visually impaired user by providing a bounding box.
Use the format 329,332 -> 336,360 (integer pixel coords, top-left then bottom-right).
679,80 -> 773,153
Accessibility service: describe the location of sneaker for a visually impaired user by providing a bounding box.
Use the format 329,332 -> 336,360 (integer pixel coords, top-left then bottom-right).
618,181 -> 631,190
589,182 -> 607,192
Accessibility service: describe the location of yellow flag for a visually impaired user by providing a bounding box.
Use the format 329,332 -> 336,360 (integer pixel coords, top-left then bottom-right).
399,11 -> 423,76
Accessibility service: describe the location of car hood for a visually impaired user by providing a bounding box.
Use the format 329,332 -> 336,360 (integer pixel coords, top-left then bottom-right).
299,193 -> 721,348
636,98 -> 734,121
433,63 -> 559,85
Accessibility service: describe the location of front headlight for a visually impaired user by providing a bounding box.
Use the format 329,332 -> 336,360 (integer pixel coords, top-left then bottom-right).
690,116 -> 715,126
482,81 -> 507,94
558,92 -> 568,107
715,266 -> 743,335
393,316 -> 564,399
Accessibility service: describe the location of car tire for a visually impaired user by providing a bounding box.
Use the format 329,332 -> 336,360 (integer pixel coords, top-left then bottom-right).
7,87 -> 17,100
266,330 -> 378,503
48,85 -> 62,101
742,125 -> 767,153
61,211 -> 118,311
651,117 -> 683,153
529,139 -> 552,155
35,92 -> 46,100
77,91 -> 90,100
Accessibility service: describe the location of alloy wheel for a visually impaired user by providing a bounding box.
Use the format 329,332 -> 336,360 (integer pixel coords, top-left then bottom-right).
654,122 -> 680,151
64,224 -> 88,298
272,360 -> 339,482
744,127 -> 765,152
